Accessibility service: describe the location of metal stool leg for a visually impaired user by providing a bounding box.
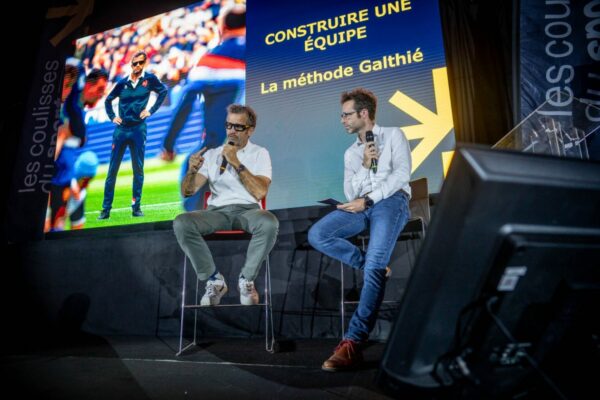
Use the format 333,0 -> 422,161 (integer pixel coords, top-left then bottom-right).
177,255 -> 188,356
177,256 -> 201,356
192,275 -> 200,346
264,256 -> 275,352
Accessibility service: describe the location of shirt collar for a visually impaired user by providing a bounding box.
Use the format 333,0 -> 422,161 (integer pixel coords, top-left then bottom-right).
239,140 -> 254,152
128,71 -> 146,83
355,124 -> 381,146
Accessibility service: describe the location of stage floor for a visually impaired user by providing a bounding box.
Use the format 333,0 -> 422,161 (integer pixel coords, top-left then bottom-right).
1,334 -> 398,400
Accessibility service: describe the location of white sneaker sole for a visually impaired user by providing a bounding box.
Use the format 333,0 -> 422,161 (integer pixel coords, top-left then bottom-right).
201,285 -> 228,306
239,293 -> 259,306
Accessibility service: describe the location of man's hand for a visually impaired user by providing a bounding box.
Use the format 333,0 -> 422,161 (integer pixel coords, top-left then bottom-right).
187,147 -> 207,174
362,142 -> 379,169
337,198 -> 366,213
113,116 -> 123,125
222,142 -> 240,167
140,110 -> 151,119
160,148 -> 176,162
182,148 -> 208,197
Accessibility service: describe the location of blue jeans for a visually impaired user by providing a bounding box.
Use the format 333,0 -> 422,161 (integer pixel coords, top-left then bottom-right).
308,191 -> 409,342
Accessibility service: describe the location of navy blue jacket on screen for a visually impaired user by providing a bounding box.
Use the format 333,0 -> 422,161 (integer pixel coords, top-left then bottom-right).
104,72 -> 167,126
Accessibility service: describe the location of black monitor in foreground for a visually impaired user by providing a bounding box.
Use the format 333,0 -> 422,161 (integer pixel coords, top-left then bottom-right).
378,146 -> 600,399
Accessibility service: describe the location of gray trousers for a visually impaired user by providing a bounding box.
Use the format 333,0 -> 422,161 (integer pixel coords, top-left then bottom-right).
173,203 -> 279,281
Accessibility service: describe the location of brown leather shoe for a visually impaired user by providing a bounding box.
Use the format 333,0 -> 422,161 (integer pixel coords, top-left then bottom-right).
322,339 -> 363,372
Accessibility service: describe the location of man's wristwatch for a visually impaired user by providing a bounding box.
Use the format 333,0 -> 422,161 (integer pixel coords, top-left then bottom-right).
363,194 -> 374,209
235,164 -> 246,174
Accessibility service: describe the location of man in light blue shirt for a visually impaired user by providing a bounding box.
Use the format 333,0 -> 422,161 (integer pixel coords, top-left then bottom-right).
309,88 -> 412,371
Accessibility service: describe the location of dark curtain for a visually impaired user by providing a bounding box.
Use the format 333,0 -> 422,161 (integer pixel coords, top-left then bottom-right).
439,0 -> 516,145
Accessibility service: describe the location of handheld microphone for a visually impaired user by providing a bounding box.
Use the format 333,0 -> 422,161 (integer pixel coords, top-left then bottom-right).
220,141 -> 235,174
365,130 -> 377,173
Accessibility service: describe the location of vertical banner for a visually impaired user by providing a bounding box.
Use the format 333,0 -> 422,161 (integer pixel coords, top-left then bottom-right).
6,1 -> 94,242
246,0 -> 454,210
519,0 -> 600,159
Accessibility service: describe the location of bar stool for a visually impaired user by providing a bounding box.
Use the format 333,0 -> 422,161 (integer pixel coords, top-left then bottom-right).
177,192 -> 275,354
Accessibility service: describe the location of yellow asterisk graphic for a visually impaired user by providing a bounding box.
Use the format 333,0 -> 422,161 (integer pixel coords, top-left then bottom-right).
389,67 -> 454,173
46,0 -> 94,47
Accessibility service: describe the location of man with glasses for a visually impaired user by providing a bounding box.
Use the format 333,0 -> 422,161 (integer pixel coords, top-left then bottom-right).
173,104 -> 278,306
98,51 -> 168,219
308,88 -> 412,371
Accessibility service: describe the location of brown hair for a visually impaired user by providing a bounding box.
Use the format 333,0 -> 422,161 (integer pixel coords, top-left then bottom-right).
131,51 -> 147,63
340,88 -> 377,120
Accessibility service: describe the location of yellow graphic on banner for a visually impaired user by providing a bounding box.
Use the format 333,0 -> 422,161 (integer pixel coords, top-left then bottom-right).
46,0 -> 94,47
389,67 -> 453,173
441,150 -> 454,177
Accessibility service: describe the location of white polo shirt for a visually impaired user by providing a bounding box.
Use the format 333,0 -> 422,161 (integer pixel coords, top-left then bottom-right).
198,140 -> 272,207
343,124 -> 412,203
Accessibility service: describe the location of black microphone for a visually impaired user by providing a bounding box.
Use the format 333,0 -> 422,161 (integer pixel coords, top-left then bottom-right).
220,141 -> 235,174
365,130 -> 377,173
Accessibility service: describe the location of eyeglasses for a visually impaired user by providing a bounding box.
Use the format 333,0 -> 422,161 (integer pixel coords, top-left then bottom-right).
225,122 -> 251,132
132,60 -> 145,66
340,111 -> 357,119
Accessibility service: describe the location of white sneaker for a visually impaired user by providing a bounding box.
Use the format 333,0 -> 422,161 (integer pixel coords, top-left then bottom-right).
201,273 -> 228,306
238,277 -> 259,305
